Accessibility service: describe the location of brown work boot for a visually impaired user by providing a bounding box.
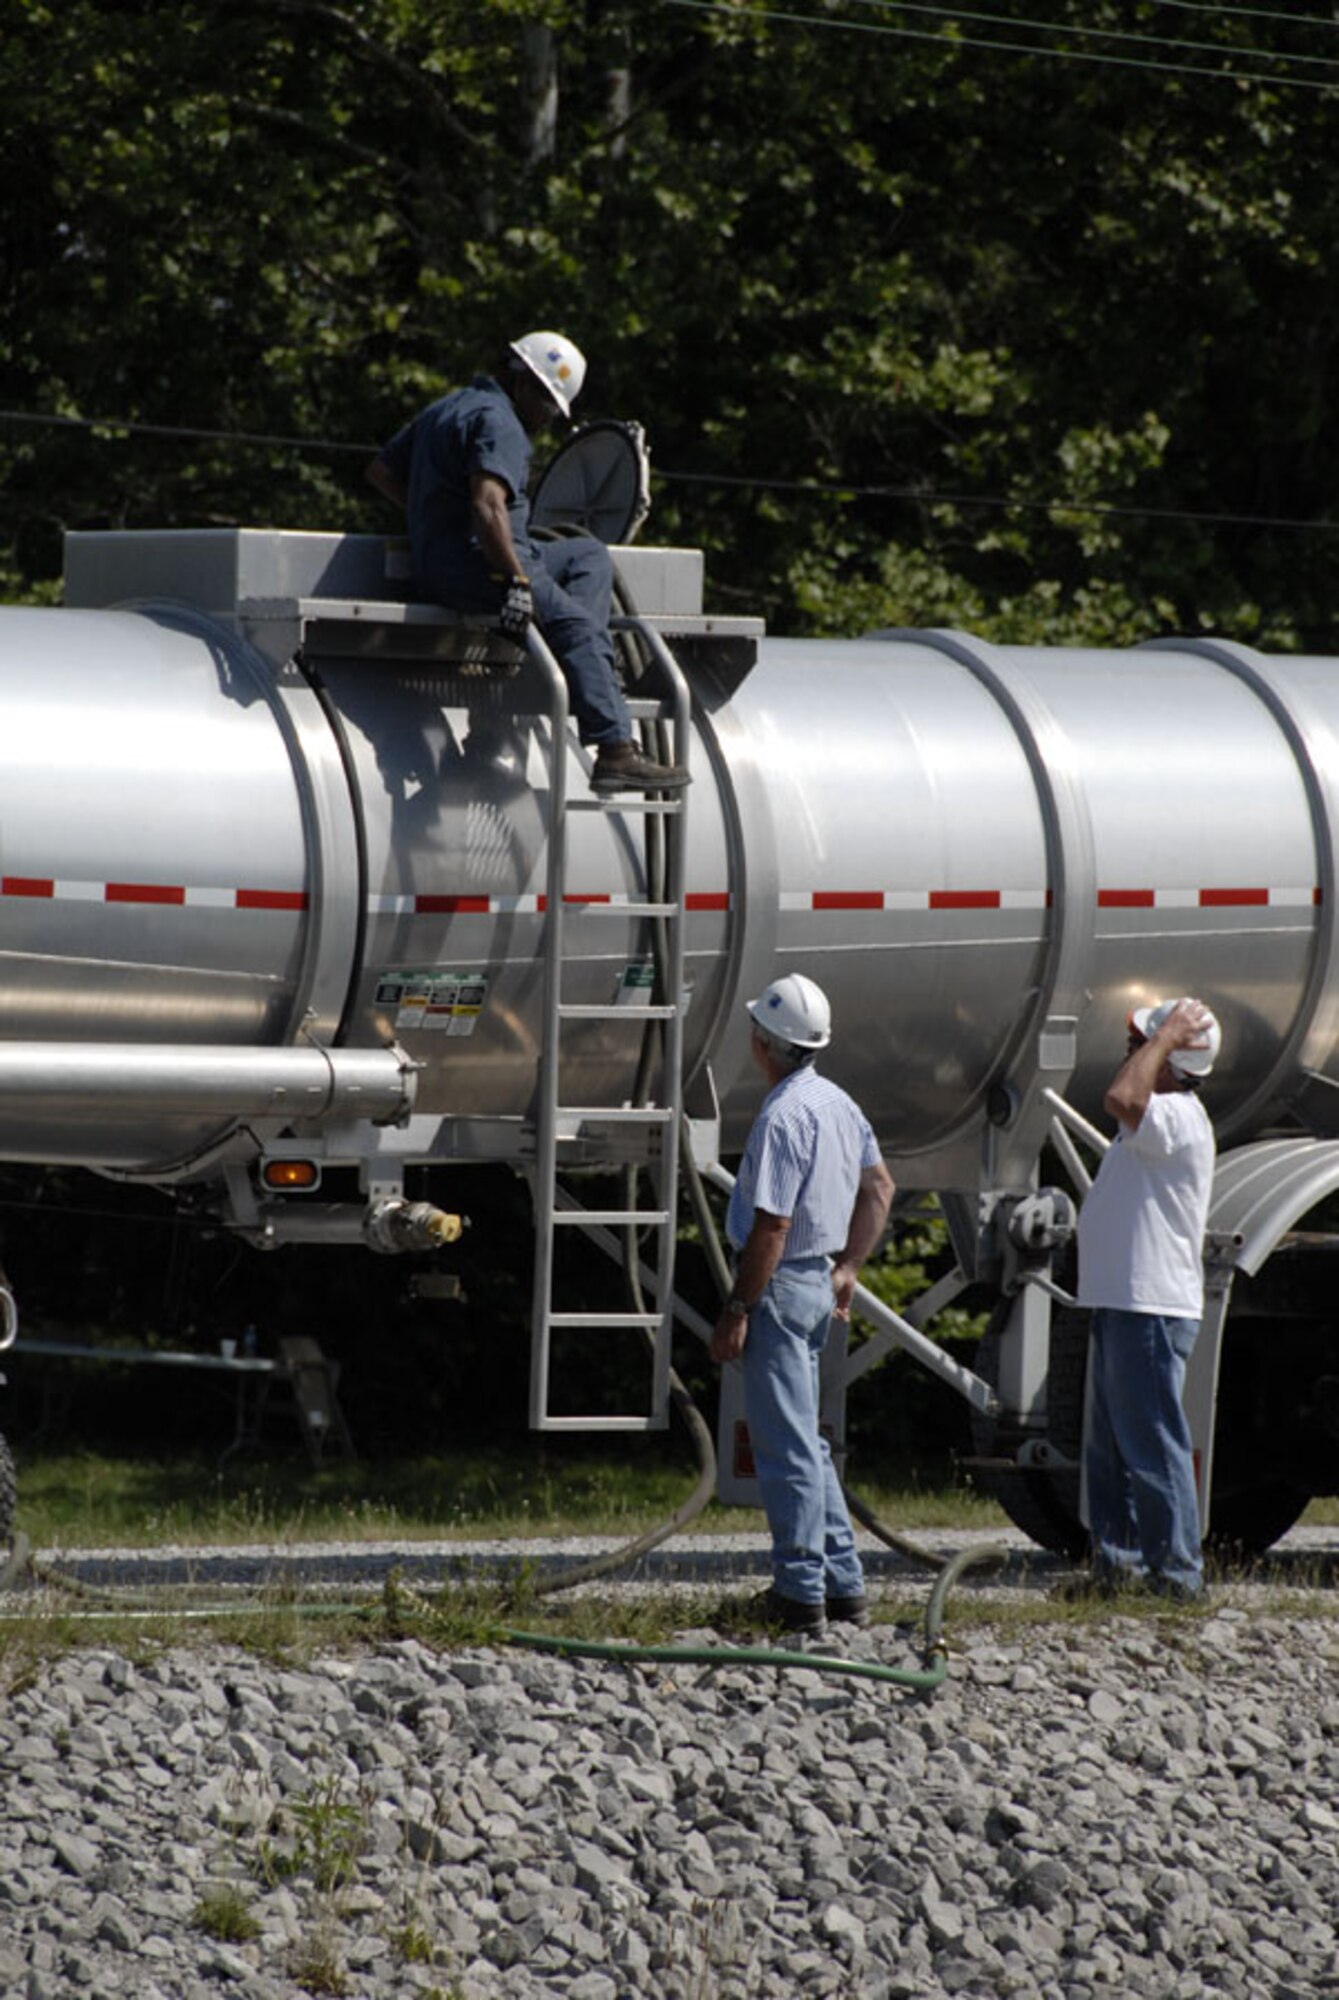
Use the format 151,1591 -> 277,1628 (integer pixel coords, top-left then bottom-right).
590,741 -> 691,794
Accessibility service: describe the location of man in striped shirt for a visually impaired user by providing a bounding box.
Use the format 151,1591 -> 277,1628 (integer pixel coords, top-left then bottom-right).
712,973 -> 894,1634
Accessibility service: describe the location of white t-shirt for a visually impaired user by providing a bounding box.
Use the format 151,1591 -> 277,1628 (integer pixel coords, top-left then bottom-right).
1077,1090 -> 1215,1318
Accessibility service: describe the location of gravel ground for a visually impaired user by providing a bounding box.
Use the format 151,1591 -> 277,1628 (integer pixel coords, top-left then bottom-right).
25,1521 -> 1339,1600
1,1528 -> 1336,1999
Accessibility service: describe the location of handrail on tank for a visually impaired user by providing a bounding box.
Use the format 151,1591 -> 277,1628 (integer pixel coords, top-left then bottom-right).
525,622 -> 571,1432
1042,1086 -> 1110,1198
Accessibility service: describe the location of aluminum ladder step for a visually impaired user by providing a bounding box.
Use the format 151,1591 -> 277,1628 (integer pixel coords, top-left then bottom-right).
561,902 -> 680,919
551,1209 -> 671,1227
556,1003 -> 678,1021
568,795 -> 685,816
555,1105 -> 674,1124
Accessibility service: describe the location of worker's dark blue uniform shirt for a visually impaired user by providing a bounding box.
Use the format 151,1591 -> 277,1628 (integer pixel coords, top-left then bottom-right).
378,372 -> 633,748
380,375 -> 533,600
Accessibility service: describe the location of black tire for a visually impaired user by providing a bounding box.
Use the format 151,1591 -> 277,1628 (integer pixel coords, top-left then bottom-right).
969,1303 -> 1090,1559
0,1431 -> 15,1554
972,1305 -> 1310,1561
1204,1478 -> 1309,1557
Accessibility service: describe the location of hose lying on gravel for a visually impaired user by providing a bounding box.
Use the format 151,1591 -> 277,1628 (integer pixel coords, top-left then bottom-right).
0,1546 -> 1006,1694
501,1545 -> 1007,1691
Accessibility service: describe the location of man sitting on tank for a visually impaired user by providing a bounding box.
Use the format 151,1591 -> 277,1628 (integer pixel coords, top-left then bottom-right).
367,332 -> 688,798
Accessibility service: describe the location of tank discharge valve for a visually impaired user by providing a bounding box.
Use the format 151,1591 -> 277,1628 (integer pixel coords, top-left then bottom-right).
1006,1188 -> 1077,1254
364,1199 -> 466,1256
1000,1188 -> 1078,1303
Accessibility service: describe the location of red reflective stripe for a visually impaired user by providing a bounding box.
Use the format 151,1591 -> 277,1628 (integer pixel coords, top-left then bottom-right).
929,890 -> 1001,910
1199,887 -> 1268,907
812,891 -> 883,911
686,892 -> 730,911
105,882 -> 185,905
1,876 -> 53,897
1098,889 -> 1155,908
236,889 -> 309,911
413,894 -> 488,914
564,893 -> 611,906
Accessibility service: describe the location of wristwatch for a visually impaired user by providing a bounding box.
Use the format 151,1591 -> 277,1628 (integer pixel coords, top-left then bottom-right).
725,1295 -> 751,1317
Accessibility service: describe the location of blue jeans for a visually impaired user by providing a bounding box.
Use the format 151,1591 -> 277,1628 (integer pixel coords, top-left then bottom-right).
1086,1307 -> 1203,1595
741,1259 -> 865,1606
423,535 -> 631,748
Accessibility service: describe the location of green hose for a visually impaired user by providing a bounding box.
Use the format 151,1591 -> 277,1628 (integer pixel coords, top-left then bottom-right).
923,1543 -> 1009,1654
500,1543 -> 1009,1691
497,1626 -> 948,1691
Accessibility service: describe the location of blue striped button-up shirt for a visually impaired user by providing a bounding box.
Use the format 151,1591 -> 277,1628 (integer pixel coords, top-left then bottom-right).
727,1065 -> 882,1260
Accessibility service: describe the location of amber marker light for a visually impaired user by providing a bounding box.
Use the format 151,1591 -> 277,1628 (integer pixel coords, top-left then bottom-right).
261,1159 -> 322,1191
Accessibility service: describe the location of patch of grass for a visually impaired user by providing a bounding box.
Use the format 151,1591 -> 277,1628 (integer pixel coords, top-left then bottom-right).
391,1921 -> 435,1966
288,1937 -> 349,1998
192,1883 -> 261,1944
10,1444 -> 1013,1549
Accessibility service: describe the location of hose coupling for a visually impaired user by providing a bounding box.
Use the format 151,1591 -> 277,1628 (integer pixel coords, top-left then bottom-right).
364,1199 -> 467,1255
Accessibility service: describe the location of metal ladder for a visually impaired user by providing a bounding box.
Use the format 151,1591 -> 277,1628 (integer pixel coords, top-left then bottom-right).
527,619 -> 692,1432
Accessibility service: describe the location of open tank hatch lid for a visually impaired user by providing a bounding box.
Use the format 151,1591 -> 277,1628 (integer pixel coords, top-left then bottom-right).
531,420 -> 651,546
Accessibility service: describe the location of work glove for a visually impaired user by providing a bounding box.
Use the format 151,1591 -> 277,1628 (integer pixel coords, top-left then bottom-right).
497,574 -> 534,643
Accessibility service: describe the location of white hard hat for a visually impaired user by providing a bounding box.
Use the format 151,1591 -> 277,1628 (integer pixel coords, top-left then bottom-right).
747,973 -> 832,1050
509,330 -> 586,417
1130,997 -> 1222,1078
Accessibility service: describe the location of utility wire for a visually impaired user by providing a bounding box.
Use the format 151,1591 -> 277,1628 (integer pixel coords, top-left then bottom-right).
1153,0 -> 1339,31
657,468 -> 1339,534
3,405 -> 1335,537
840,0 -> 1339,76
0,407 -> 368,456
664,0 -> 1339,93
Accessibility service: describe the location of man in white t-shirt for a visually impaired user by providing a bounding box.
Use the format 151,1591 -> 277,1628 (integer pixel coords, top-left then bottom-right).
1075,996 -> 1221,1600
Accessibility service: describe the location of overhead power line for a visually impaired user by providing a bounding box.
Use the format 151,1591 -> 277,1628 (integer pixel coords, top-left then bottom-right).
2,406 -> 1336,537
0,407 -> 369,457
664,0 -> 1339,93
657,466 -> 1339,533
843,0 -> 1339,76
1152,0 -> 1339,30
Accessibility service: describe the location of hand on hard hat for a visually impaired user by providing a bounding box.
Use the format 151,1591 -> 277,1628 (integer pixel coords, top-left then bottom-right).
1130,996 -> 1221,1078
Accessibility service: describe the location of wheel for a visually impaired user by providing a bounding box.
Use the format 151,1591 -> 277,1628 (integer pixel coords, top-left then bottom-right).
969,1303 -> 1090,1558
1204,1477 -> 1309,1558
972,1303 -> 1310,1561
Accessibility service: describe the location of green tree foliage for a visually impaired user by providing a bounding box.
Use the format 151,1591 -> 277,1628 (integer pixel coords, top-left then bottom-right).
3,0 -> 1339,642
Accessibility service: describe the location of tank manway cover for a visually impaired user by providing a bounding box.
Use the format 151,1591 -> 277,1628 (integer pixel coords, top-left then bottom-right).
530,420 -> 651,546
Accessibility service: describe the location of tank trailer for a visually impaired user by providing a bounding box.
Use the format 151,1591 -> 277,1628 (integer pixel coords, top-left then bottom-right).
0,491 -> 1337,1556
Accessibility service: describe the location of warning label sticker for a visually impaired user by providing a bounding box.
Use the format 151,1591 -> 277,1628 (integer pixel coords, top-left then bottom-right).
374,970 -> 488,1035
616,961 -> 656,1005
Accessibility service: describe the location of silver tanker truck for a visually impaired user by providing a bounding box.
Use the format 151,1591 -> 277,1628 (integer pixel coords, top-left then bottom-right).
0,433 -> 1335,1559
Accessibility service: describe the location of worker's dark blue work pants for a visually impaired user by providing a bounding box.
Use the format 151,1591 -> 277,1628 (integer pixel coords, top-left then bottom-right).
424,536 -> 631,749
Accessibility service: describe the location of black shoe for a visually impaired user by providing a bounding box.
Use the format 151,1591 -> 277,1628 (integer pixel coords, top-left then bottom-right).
751,1587 -> 827,1635
590,741 -> 691,794
1148,1575 -> 1205,1605
825,1593 -> 870,1628
1050,1570 -> 1121,1603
